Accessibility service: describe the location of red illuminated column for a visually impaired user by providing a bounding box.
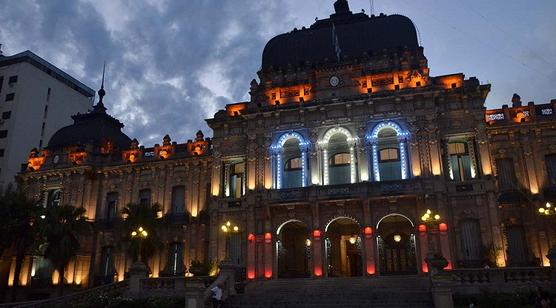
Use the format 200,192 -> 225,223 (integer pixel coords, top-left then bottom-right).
363,227 -> 376,275
312,230 -> 323,277
264,233 -> 273,279
438,223 -> 452,269
247,234 -> 256,280
418,224 -> 429,273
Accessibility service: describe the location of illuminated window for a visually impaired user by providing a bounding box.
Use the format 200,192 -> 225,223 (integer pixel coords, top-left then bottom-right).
45,188 -> 62,208
379,148 -> 399,162
330,153 -> 350,166
285,157 -> 301,171
227,162 -> 245,198
448,142 -> 472,181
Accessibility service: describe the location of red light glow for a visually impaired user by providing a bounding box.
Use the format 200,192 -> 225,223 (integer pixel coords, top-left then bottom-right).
313,230 -> 321,239
418,224 -> 427,233
439,223 -> 448,232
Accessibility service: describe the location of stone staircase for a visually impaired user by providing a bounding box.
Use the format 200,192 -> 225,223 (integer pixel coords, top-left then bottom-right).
227,276 -> 434,308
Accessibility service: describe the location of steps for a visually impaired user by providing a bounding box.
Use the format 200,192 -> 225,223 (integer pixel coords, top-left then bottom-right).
227,276 -> 434,308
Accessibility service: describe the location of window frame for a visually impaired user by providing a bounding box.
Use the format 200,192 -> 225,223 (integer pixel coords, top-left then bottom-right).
329,152 -> 351,167
379,148 -> 400,163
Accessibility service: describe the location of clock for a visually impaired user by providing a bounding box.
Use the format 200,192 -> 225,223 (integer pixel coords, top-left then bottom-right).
53,155 -> 60,164
329,75 -> 340,87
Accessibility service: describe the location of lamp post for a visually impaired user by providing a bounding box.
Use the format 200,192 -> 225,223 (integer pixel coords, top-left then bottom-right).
221,221 -> 239,262
421,209 -> 442,254
131,226 -> 148,262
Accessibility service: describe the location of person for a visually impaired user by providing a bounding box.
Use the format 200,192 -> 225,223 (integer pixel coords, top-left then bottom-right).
211,283 -> 224,308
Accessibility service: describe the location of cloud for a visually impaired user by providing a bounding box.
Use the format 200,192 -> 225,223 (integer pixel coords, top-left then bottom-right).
1,0 -> 555,147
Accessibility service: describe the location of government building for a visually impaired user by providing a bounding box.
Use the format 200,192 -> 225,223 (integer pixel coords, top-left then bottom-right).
5,0 -> 556,290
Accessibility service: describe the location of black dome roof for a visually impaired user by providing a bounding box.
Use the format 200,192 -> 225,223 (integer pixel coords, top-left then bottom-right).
48,103 -> 131,150
261,6 -> 419,70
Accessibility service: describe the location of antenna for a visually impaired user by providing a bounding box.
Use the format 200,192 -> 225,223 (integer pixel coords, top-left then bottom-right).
370,0 -> 374,15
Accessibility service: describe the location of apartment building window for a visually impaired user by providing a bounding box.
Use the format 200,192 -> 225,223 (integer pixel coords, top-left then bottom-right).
8,76 -> 18,84
2,111 -> 10,119
0,149 -> 4,157
171,186 -> 185,214
139,189 -> 151,206
5,93 -> 14,102
545,154 -> 556,187
0,130 -> 7,138
496,158 -> 517,191
46,88 -> 51,102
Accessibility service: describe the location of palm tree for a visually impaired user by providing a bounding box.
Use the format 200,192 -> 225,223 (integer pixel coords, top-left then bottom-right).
38,204 -> 89,297
0,188 -> 42,302
119,203 -> 162,263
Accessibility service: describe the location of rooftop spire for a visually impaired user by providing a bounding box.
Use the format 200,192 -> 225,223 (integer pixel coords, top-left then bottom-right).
93,61 -> 107,113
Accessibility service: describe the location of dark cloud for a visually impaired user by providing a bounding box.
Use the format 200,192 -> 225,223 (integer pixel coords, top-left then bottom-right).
1,0 -> 555,146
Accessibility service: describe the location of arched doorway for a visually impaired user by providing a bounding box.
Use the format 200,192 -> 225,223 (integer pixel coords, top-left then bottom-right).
276,220 -> 310,278
377,214 -> 417,275
325,217 -> 363,277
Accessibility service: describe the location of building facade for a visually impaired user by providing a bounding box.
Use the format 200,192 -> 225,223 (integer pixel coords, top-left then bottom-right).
0,49 -> 94,189
5,0 -> 556,291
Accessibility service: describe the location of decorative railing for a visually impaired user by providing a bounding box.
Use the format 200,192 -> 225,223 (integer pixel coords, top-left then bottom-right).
268,179 -> 426,202
444,267 -> 552,294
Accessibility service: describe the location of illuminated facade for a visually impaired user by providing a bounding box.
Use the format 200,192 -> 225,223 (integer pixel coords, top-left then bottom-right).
5,0 -> 556,291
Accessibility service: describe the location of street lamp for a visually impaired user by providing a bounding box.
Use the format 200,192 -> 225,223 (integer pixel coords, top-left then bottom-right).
131,226 -> 148,262
221,221 -> 239,262
421,209 -> 442,254
538,202 -> 554,216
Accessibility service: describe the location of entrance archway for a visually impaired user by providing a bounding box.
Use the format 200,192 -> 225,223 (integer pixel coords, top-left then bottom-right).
377,214 -> 417,275
276,220 -> 310,278
325,217 -> 363,277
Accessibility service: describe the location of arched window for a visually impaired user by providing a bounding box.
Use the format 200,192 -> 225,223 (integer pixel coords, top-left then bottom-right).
321,127 -> 357,185
272,132 -> 309,189
368,121 -> 409,182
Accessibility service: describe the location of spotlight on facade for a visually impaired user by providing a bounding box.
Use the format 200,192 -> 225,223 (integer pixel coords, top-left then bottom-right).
349,236 -> 357,245
393,235 -> 402,243
305,239 -> 312,247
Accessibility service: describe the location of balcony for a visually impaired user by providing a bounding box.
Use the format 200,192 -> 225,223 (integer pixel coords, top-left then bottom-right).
268,179 -> 426,203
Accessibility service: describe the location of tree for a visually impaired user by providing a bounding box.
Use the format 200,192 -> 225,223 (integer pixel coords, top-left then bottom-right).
119,203 -> 162,263
0,188 -> 42,302
38,204 -> 89,297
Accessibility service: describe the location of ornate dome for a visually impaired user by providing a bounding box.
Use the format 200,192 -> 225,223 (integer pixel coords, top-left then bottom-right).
47,103 -> 132,150
261,0 -> 419,70
47,80 -> 131,150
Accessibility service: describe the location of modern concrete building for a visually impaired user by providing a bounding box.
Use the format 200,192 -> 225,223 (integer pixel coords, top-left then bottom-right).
5,0 -> 556,298
0,49 -> 94,189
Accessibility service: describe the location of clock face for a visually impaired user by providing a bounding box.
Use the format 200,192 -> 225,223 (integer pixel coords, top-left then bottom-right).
53,155 -> 59,164
329,75 -> 340,87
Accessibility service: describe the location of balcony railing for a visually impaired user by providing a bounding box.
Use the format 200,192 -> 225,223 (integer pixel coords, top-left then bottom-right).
268,179 -> 425,202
